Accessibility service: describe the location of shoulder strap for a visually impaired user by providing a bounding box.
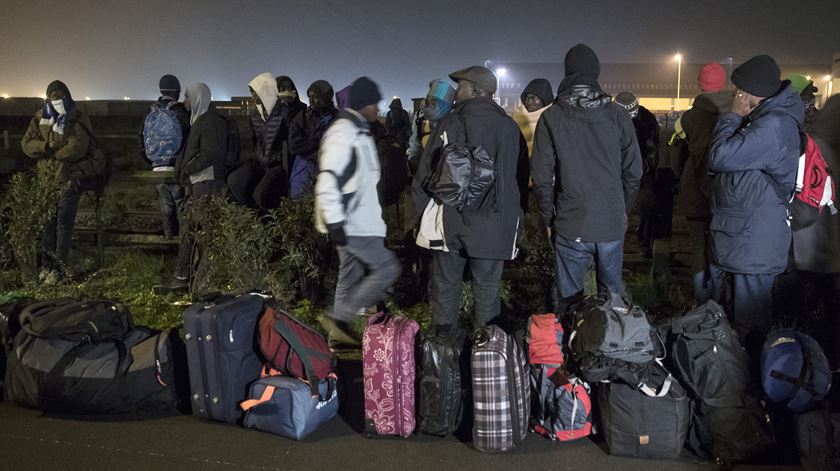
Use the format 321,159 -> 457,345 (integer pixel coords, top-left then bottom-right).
76,120 -> 99,149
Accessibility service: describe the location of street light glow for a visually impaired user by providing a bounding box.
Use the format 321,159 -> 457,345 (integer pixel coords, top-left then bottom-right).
123,96 -> 130,101
1,94 -> 8,99
674,53 -> 682,62
496,68 -> 507,77
825,75 -> 833,82
85,96 -> 91,100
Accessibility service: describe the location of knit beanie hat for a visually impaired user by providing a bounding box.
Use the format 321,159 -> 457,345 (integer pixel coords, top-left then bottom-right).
698,62 -> 726,92
449,66 -> 497,94
520,78 -> 554,107
731,55 -> 782,97
564,44 -> 600,79
615,91 -> 639,117
349,76 -> 382,111
46,80 -> 72,100
159,74 -> 181,93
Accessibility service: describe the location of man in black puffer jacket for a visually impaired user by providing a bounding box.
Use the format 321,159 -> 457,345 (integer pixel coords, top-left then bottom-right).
707,55 -> 804,357
531,44 -> 642,314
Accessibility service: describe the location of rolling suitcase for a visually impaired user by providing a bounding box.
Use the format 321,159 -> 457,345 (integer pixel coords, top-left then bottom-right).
183,293 -> 265,424
363,311 -> 419,437
417,324 -> 469,436
472,325 -> 529,452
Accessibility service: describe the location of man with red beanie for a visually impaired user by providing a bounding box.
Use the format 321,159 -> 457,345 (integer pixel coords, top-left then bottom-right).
674,62 -> 731,302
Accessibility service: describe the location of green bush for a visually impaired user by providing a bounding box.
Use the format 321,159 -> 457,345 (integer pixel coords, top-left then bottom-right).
185,195 -> 272,295
1,162 -> 68,283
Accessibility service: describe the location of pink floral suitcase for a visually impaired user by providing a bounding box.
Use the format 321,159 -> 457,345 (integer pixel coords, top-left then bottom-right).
363,312 -> 419,437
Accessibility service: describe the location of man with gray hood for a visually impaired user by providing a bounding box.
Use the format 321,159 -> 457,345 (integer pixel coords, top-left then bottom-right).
156,82 -> 229,293
531,44 -> 642,314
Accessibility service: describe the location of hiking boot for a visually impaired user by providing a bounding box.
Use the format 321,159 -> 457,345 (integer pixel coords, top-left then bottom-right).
153,277 -> 188,295
319,316 -> 362,352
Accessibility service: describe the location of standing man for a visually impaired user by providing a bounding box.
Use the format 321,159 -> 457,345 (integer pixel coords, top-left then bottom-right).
315,77 -> 401,350
156,82 -> 230,293
141,74 -> 190,239
615,91 -> 660,258
675,62 -> 731,301
707,55 -> 804,355
385,97 -> 411,151
531,44 -> 642,313
512,78 -> 553,156
413,65 -> 529,328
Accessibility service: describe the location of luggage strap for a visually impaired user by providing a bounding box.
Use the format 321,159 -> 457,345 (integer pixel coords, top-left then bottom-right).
240,385 -> 276,411
272,315 -> 334,398
770,331 -> 819,406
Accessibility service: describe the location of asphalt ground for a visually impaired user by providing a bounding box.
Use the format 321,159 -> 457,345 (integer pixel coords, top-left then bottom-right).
0,359 -> 802,471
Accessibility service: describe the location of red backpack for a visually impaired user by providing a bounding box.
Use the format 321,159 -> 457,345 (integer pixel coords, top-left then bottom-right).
790,133 -> 837,230
527,313 -> 566,371
258,306 -> 336,397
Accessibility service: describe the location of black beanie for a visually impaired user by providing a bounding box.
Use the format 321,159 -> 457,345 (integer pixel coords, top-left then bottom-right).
46,80 -> 72,100
564,44 -> 600,79
159,74 -> 181,93
520,78 -> 554,107
731,55 -> 782,98
349,76 -> 382,111
615,91 -> 640,117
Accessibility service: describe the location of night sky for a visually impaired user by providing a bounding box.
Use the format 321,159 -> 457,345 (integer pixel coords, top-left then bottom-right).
2,0 -> 838,103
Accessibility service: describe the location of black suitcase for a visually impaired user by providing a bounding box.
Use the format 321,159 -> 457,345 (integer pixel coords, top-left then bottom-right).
183,294 -> 265,424
598,364 -> 690,459
417,324 -> 469,436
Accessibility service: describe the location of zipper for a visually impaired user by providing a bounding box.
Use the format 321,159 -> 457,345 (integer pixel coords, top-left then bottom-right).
442,341 -> 452,432
505,334 -> 522,446
392,316 -> 405,435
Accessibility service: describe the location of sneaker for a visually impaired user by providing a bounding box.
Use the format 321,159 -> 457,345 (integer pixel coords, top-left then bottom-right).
318,316 -> 362,352
153,277 -> 188,295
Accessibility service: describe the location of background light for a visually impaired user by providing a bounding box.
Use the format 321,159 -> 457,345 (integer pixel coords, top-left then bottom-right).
496,67 -> 507,77
123,96 -> 130,100
85,96 -> 91,100
1,94 -> 8,99
825,75 -> 833,81
674,53 -> 682,61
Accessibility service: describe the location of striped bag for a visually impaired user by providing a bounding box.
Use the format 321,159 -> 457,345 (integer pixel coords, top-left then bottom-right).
471,325 -> 530,452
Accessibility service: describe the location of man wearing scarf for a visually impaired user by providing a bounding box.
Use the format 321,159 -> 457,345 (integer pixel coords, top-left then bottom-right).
407,79 -> 455,178
288,80 -> 337,199
531,44 -> 642,314
228,73 -> 306,212
21,80 -> 93,282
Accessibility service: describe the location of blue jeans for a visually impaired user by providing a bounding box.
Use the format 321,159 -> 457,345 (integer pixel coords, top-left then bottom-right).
554,235 -> 624,313
42,185 -> 81,270
708,264 -> 776,359
156,183 -> 183,238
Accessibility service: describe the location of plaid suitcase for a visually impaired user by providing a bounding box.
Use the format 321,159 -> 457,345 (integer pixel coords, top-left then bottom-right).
363,312 -> 420,437
472,325 -> 530,452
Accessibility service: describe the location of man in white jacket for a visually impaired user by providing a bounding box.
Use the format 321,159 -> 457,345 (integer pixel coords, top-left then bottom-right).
315,77 -> 401,350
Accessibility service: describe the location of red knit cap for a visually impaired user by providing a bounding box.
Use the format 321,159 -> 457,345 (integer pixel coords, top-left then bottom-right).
698,62 -> 726,92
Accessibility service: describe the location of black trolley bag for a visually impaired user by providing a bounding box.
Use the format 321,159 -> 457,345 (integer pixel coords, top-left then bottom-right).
183,293 -> 265,424
668,300 -> 774,464
417,323 -> 470,436
5,299 -> 181,416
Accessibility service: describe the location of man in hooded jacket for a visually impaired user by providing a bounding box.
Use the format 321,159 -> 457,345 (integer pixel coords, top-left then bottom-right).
412,65 -> 529,328
512,78 -> 553,156
531,44 -> 642,313
707,55 -> 804,355
156,82 -> 229,293
289,80 -> 337,199
385,98 -> 411,150
21,80 -> 93,282
674,62 -> 731,301
228,73 -> 305,212
407,80 -> 455,177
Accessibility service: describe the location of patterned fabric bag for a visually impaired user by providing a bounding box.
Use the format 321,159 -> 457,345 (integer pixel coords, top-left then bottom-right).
362,312 -> 419,437
472,325 -> 530,452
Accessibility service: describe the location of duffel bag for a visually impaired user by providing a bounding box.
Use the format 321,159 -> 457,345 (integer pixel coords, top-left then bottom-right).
569,293 -> 655,364
797,401 -> 840,471
241,367 -> 338,441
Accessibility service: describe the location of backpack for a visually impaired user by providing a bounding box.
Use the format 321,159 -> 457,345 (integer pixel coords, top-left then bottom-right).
66,122 -> 112,192
143,101 -> 183,164
789,133 -> 837,230
668,300 -> 775,464
527,313 -> 566,368
221,116 -> 241,179
428,114 -> 496,211
530,365 -> 593,441
761,329 -> 832,413
257,305 -> 336,397
568,293 -> 655,365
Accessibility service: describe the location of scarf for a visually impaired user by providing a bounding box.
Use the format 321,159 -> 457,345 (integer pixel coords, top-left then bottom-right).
40,97 -> 74,135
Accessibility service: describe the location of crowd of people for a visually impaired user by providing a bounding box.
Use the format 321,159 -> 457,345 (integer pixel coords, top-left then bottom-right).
18,43 -> 840,371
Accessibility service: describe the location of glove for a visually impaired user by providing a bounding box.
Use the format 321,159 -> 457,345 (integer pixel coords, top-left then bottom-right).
327,224 -> 347,247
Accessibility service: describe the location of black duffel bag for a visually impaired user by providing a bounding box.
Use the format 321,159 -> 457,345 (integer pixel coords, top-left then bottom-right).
5,299 -> 183,417
417,324 -> 470,436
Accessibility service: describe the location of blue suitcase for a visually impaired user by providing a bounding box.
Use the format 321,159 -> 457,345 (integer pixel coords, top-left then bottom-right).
242,373 -> 339,440
183,294 -> 265,424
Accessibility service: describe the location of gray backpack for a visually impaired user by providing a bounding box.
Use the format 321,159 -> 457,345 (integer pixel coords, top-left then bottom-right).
569,293 -> 655,364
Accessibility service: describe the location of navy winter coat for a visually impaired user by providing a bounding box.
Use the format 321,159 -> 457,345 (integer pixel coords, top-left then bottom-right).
708,83 -> 804,275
